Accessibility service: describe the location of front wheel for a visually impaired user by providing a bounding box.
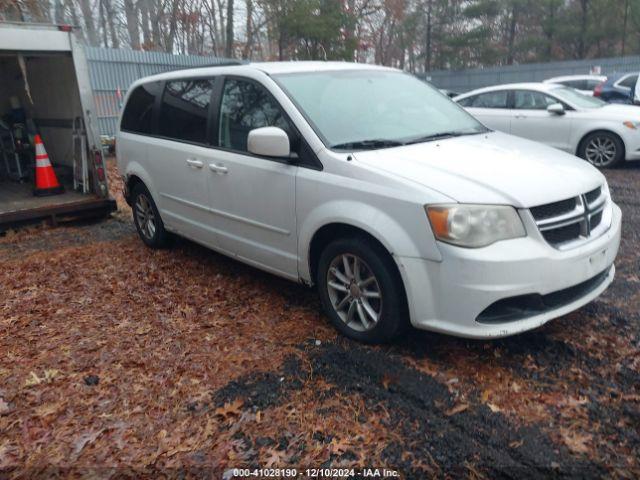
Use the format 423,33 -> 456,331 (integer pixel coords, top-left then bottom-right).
579,131 -> 624,168
316,237 -> 408,343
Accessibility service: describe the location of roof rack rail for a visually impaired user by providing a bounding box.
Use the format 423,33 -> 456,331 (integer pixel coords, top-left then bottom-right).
169,60 -> 245,72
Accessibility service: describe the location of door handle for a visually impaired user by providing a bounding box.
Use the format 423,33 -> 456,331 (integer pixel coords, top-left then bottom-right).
186,158 -> 204,168
209,163 -> 228,174
515,114 -> 527,119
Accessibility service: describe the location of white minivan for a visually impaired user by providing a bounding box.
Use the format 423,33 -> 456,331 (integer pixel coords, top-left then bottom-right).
117,62 -> 621,343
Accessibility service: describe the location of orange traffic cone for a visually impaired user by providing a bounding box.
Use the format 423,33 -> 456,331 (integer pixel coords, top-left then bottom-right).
33,134 -> 64,197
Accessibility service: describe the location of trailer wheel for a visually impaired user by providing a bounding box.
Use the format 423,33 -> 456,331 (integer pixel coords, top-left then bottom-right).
132,183 -> 170,248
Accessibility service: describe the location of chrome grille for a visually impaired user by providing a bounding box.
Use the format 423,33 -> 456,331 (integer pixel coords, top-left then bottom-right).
530,185 -> 608,249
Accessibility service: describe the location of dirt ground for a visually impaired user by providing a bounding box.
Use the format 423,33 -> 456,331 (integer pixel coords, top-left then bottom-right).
0,159 -> 638,479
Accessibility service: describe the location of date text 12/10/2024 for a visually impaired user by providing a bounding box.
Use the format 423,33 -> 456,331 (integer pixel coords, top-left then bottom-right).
230,468 -> 400,478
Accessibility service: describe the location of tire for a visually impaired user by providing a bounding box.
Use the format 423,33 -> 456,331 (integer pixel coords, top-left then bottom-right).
578,131 -> 624,168
131,183 -> 171,248
316,236 -> 408,343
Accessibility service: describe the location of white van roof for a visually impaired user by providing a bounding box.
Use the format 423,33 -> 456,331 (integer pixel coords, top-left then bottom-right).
133,61 -> 397,86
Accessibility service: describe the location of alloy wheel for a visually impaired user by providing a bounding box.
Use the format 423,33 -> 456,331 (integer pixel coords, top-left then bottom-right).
135,193 -> 157,240
326,253 -> 383,332
585,136 -> 617,167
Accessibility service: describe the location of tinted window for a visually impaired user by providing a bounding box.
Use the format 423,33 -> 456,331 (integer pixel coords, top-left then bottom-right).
218,78 -> 292,153
513,90 -> 557,110
159,79 -> 214,143
121,82 -> 161,134
467,91 -> 509,108
619,74 -> 638,88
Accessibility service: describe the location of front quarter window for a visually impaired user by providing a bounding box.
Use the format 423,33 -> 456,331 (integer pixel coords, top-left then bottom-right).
273,70 -> 486,150
218,78 -> 292,152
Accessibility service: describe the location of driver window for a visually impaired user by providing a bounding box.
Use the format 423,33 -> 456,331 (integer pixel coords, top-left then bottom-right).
218,78 -> 292,153
513,90 -> 557,110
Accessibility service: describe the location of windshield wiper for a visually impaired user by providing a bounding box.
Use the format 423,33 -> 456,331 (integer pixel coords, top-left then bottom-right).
404,129 -> 486,145
331,139 -> 405,150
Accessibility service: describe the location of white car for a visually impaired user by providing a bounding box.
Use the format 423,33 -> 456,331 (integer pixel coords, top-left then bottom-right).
454,82 -> 640,168
543,75 -> 607,96
117,63 -> 621,342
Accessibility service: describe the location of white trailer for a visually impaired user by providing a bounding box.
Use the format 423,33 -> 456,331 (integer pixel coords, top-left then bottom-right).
0,22 -> 115,228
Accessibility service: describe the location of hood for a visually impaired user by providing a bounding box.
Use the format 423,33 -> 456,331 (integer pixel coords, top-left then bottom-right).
353,131 -> 605,208
582,103 -> 640,120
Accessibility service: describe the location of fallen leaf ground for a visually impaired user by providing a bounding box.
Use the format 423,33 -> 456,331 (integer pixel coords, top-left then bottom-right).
0,160 -> 638,479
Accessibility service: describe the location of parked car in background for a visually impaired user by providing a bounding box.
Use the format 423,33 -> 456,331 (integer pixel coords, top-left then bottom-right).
454,82 -> 640,167
594,72 -> 638,103
543,74 -> 606,96
117,63 -> 620,342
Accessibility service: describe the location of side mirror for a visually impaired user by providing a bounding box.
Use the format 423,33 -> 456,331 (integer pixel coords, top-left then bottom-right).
247,127 -> 290,158
547,103 -> 565,115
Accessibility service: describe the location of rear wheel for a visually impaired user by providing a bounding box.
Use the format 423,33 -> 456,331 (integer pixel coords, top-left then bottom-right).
579,131 -> 624,168
132,183 -> 170,248
317,237 -> 407,343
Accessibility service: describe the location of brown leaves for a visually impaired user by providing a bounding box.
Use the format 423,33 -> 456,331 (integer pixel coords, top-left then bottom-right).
0,159 -> 638,475
214,399 -> 244,420
24,369 -> 61,387
381,373 -> 397,390
72,429 -> 104,459
0,398 -> 11,416
329,437 -> 352,456
0,441 -> 19,469
560,429 -> 592,454
264,448 -> 286,468
445,403 -> 469,416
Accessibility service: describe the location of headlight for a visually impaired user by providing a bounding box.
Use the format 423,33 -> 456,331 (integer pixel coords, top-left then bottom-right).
623,121 -> 640,130
426,204 -> 526,248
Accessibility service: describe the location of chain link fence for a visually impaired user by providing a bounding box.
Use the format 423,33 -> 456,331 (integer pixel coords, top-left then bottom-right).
422,55 -> 640,94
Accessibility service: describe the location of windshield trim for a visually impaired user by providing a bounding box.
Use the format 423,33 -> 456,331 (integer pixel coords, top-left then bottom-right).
271,69 -> 486,152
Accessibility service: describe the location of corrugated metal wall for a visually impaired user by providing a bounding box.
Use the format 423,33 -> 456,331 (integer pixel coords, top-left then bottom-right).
424,55 -> 640,93
85,47 -> 231,136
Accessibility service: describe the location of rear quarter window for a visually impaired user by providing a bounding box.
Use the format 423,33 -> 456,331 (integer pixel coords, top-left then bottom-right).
618,74 -> 638,89
121,82 -> 162,134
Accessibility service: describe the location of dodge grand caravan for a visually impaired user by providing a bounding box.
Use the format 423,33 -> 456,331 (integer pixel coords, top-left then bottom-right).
117,62 -> 621,343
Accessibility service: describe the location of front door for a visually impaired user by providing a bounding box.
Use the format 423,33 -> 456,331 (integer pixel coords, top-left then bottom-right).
510,90 -> 573,153
206,77 -> 298,279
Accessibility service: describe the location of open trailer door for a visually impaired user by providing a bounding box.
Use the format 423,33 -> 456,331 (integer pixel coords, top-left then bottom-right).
0,22 -> 116,230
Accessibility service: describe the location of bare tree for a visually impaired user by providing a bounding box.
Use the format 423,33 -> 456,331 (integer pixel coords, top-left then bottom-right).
225,0 -> 234,56
123,0 -> 141,49
78,0 -> 99,45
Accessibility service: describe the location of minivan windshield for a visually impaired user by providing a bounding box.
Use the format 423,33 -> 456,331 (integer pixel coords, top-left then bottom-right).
273,70 -> 487,150
551,86 -> 606,109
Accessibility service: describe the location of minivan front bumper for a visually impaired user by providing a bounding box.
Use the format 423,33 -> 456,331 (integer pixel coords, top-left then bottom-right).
398,203 -> 621,339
